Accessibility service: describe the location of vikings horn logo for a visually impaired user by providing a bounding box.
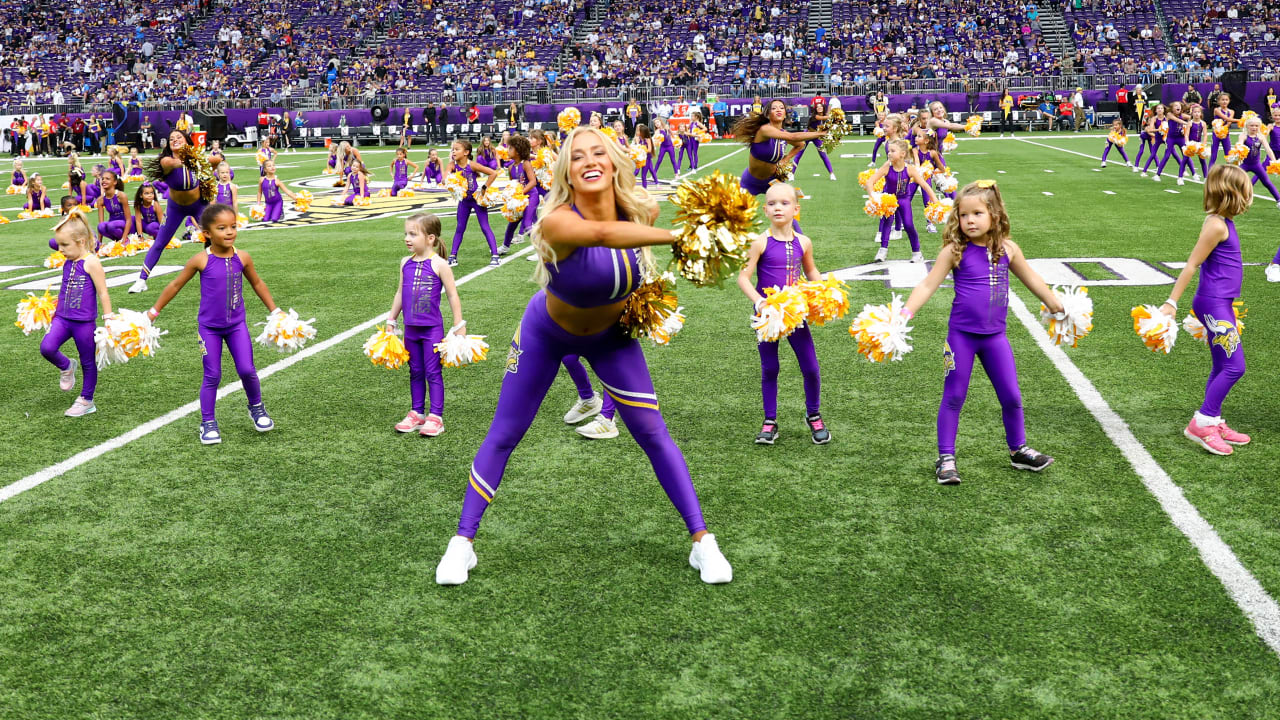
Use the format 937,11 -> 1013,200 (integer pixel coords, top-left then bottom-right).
942,340 -> 956,377
505,326 -> 523,374
1203,314 -> 1241,357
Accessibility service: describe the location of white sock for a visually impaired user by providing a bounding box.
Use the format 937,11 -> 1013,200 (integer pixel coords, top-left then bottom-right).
1194,411 -> 1221,428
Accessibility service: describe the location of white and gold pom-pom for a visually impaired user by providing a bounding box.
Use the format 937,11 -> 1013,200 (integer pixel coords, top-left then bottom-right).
964,115 -> 983,137
5,184 -> 22,195
15,290 -> 57,335
1040,285 -> 1093,347
653,131 -> 665,146
255,308 -> 317,353
375,188 -> 392,198
322,166 -> 339,175
620,271 -> 685,345
93,309 -> 167,368
44,251 -> 66,269
18,210 -> 33,220
942,136 -> 959,152
96,240 -> 132,258
1182,301 -> 1246,342
354,195 -> 373,207
857,168 -> 885,192
444,171 -> 469,203
1268,161 -> 1280,176
751,285 -> 809,342
1131,304 -> 1177,354
629,143 -> 648,167
167,235 -> 185,249
249,204 -> 266,220
362,325 -> 409,370
0,215 -> 8,224
1183,141 -> 1208,159
557,107 -> 581,132
61,181 -> 70,189
924,198 -> 955,224
874,125 -> 886,138
1108,131 -> 1128,146
934,171 -> 959,194
799,274 -> 849,326
1212,119 -> 1229,139
864,193 -> 899,218
1224,144 -> 1249,166
501,189 -> 529,223
434,326 -> 490,368
849,294 -> 913,362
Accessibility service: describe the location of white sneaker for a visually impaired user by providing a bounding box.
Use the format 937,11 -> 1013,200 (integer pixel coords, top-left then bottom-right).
926,222 -> 937,233
867,160 -> 875,167
1132,165 -> 1139,172
1100,161 -> 1107,167
1140,171 -> 1147,177
829,173 -> 837,181
874,246 -> 888,262
890,229 -> 903,241
1177,177 -> 1185,186
435,535 -> 478,585
576,415 -> 619,439
564,393 -> 603,423
59,365 -> 75,391
1152,174 -> 1161,182
689,534 -> 732,584
911,251 -> 924,263
128,277 -> 147,294
526,253 -> 539,261
65,397 -> 96,417
497,244 -> 510,256
1266,264 -> 1280,283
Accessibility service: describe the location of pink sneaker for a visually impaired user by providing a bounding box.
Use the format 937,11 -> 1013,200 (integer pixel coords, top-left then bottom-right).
64,397 -> 96,418
1218,422 -> 1251,446
420,414 -> 445,437
395,411 -> 425,433
59,365 -> 75,391
1184,420 -> 1232,456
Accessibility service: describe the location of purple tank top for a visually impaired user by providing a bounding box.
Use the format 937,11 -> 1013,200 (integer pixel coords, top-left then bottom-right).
394,158 -> 408,180
198,249 -> 246,328
460,163 -> 479,194
1197,217 -> 1241,300
477,150 -> 498,170
109,159 -> 123,175
755,235 -> 803,292
216,182 -> 234,205
1270,125 -> 1280,156
949,242 -> 1010,334
140,203 -> 158,225
12,170 -> 24,186
260,177 -> 281,202
934,125 -> 950,148
545,207 -> 642,308
1168,118 -> 1184,141
165,162 -> 199,191
102,193 -> 124,221
401,256 -> 444,326
328,154 -> 338,168
1189,123 -> 1203,142
85,181 -> 102,206
749,136 -> 787,163
56,258 -> 97,322
884,166 -> 911,198
1245,136 -> 1264,166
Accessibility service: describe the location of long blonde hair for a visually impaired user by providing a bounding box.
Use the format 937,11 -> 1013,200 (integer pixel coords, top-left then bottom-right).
942,181 -> 1011,265
531,127 -> 658,287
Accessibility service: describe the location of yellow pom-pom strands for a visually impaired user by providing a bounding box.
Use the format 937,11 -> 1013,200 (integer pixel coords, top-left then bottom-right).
557,107 -> 581,133
435,326 -> 490,368
93,309 -> 167,368
444,172 -> 469,203
864,193 -> 899,218
1268,161 -> 1280,176
857,169 -> 886,192
44,251 -> 66,269
773,159 -> 795,183
1039,285 -> 1093,348
15,290 -> 57,335
798,274 -> 850,326
924,198 -> 955,225
942,136 -> 959,152
363,325 -> 410,370
501,189 -> 529,223
1108,131 -> 1128,147
1182,142 -> 1208,159
1182,301 -> 1246,343
255,308 -> 317,353
964,115 -> 983,137
818,113 -> 853,151
849,294 -> 913,363
1212,119 -> 1230,139
934,171 -> 959,194
751,285 -> 809,342
1131,304 -> 1178,354
668,171 -> 760,288
629,144 -> 648,168
620,272 -> 685,346
1224,144 -> 1249,166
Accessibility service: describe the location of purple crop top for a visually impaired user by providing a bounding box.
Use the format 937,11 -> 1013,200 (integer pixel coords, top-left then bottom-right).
544,206 -> 642,308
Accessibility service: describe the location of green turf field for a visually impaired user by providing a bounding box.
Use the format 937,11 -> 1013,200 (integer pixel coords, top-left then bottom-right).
2,134 -> 1279,718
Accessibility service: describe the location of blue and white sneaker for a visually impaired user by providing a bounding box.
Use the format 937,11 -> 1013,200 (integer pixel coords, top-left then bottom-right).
248,402 -> 274,432
199,420 -> 222,445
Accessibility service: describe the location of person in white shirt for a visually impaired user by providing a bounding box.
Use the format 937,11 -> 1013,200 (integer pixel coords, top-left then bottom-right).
1071,88 -> 1085,132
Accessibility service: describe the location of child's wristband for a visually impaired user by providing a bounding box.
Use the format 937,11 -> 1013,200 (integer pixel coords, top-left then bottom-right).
1164,298 -> 1177,310
900,307 -> 914,320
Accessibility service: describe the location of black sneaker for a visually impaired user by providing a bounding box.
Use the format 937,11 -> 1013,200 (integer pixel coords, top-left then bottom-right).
755,420 -> 779,445
1010,445 -> 1054,472
806,413 -> 831,444
447,255 -> 458,267
935,454 -> 961,485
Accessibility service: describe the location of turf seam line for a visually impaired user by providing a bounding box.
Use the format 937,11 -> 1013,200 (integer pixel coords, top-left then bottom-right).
0,244 -> 537,503
1007,291 -> 1280,658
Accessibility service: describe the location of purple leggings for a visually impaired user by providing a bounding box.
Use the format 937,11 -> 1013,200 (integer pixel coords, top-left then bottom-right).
794,138 -> 834,174
450,198 -> 498,258
871,136 -> 886,163
41,317 -> 97,401
502,187 -> 541,247
261,199 -> 284,223
1209,135 -> 1232,166
406,323 -> 444,416
1192,294 -> 1245,417
562,354 -> 616,419
638,159 -> 658,187
878,197 -> 921,252
1243,160 -> 1280,204
391,178 -> 409,196
1101,142 -> 1129,163
938,328 -> 1026,455
759,323 -> 820,418
1156,138 -> 1189,177
132,219 -> 160,239
142,197 -> 208,279
1141,137 -> 1161,172
98,219 -> 127,241
654,140 -> 680,175
685,137 -> 701,169
457,291 -> 706,538
198,322 -> 263,422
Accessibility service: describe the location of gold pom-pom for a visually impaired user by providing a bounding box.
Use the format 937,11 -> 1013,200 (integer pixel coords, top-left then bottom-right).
799,274 -> 850,326
444,171 -> 469,203
5,184 -> 22,195
501,188 -> 529,223
363,325 -> 409,370
557,107 -> 581,132
874,126 -> 886,138
496,145 -> 510,161
619,272 -> 685,345
375,188 -> 392,198
857,168 -> 885,192
849,295 -> 914,362
1040,285 -> 1093,348
44,251 -> 66,269
653,131 -> 665,146
434,330 -> 490,368
354,195 -> 373,207
249,204 -> 266,220
15,290 -> 57,335
1131,304 -> 1178,354
864,193 -> 899,218
76,204 -> 92,213
1108,131 -> 1128,147
773,159 -> 795,182
399,189 -> 417,198
818,114 -> 853,151
1268,161 -> 1280,176
752,285 -> 809,342
934,171 -> 959,194
629,143 -> 648,167
964,115 -> 983,137
925,199 -> 955,224
917,160 -> 935,180
94,309 -> 167,368
0,215 -> 9,224
1224,144 -> 1249,166
1183,141 -> 1208,159
668,171 -> 760,287
1212,119 -> 1229,139
942,136 -> 959,152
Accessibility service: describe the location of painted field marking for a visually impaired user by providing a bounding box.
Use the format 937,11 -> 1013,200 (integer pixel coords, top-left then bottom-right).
1007,291 -> 1280,658
1165,189 -> 1181,194
1042,192 -> 1054,196
1103,190 -> 1116,195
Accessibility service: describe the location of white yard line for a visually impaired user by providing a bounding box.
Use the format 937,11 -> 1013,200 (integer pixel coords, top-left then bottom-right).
0,245 -> 536,503
1007,291 -> 1280,657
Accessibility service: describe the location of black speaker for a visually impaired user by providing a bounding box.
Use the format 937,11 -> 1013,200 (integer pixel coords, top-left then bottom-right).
1096,100 -> 1118,113
371,104 -> 389,122
194,111 -> 228,141
1218,70 -> 1249,113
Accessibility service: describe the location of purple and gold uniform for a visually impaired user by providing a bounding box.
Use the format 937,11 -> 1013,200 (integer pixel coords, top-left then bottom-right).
196,248 -> 263,422
98,192 -> 127,241
140,162 -> 208,280
391,157 -> 410,196
1242,135 -> 1280,203
878,166 -> 922,253
1156,115 -> 1190,178
401,256 -> 446,417
755,234 -> 820,419
1194,217 -> 1244,417
40,258 -> 100,401
653,126 -> 680,176
24,187 -> 50,210
448,162 -> 498,259
259,177 -> 284,222
1102,128 -> 1130,165
133,201 -> 160,238
1209,106 -> 1235,166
